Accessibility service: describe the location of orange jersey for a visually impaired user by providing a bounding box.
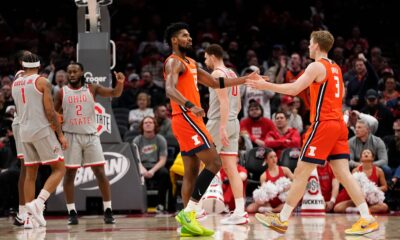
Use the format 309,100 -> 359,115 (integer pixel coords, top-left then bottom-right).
163,54 -> 200,115
309,58 -> 344,123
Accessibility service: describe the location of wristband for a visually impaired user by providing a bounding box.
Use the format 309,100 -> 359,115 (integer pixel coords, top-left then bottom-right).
330,197 -> 336,203
184,101 -> 195,109
219,77 -> 225,88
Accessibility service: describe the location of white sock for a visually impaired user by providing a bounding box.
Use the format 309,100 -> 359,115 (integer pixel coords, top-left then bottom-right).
184,200 -> 199,213
37,189 -> 50,205
357,202 -> 373,220
66,203 -> 76,213
19,205 -> 26,215
234,198 -> 245,214
279,204 -> 294,222
103,201 -> 112,211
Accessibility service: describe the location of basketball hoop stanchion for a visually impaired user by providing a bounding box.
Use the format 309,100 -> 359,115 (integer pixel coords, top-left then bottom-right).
300,169 -> 326,216
47,0 -> 147,213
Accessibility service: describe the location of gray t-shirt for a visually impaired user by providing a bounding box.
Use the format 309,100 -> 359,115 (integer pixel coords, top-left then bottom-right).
133,134 -> 168,168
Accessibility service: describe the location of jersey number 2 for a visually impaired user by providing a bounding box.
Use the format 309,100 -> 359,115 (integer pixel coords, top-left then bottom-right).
76,105 -> 82,115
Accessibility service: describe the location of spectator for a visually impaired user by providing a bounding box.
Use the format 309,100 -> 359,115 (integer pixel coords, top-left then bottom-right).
345,53 -> 379,110
361,89 -> 394,138
349,119 -> 391,180
140,71 -> 166,108
1,84 -> 14,111
334,149 -> 388,214
382,75 -> 399,103
240,66 -> 275,118
128,92 -> 154,132
0,92 -> 5,117
385,119 -> 400,189
345,26 -> 369,55
240,100 -> 276,147
276,53 -> 310,112
52,69 -> 67,98
246,148 -> 294,213
264,111 -> 301,158
317,162 -> 339,213
272,95 -> 303,133
154,104 -> 175,143
141,49 -> 164,88
344,110 -> 378,138
133,116 -> 170,212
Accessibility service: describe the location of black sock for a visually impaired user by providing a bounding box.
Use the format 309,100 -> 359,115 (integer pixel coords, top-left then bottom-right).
191,168 -> 216,201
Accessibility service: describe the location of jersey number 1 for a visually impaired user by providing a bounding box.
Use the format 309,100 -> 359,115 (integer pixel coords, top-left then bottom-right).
21,88 -> 26,104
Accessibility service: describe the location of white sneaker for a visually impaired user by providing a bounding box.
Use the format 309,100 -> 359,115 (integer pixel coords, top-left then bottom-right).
196,209 -> 208,221
26,200 -> 46,227
220,211 -> 249,225
24,215 -> 40,229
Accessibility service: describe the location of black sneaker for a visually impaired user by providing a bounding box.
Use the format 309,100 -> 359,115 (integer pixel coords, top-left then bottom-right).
156,204 -> 165,214
13,214 -> 25,226
104,208 -> 115,224
68,210 -> 79,225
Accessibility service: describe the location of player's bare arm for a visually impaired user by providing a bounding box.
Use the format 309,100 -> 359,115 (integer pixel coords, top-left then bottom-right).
37,77 -> 68,149
197,67 -> 259,88
90,71 -> 125,97
54,89 -> 63,113
212,69 -> 230,146
165,57 -> 205,117
246,62 -> 326,96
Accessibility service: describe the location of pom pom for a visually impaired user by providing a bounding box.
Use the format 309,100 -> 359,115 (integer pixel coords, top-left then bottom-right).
253,181 -> 278,202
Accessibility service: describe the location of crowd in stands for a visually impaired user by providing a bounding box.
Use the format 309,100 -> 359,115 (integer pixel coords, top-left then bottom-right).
0,0 -> 399,214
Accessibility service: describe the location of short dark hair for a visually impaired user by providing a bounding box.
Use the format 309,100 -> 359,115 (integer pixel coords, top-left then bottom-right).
21,53 -> 40,69
69,62 -> 84,71
274,111 -> 288,119
139,116 -> 159,134
164,22 -> 189,47
205,44 -> 224,59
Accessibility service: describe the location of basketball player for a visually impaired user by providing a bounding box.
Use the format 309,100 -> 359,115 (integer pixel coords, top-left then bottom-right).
11,53 -> 67,228
54,62 -> 124,225
12,50 -> 31,227
247,30 -> 379,235
164,22 -> 257,236
203,44 -> 248,225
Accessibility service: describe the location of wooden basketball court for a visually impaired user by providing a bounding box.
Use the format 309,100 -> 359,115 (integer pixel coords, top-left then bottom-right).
0,213 -> 397,239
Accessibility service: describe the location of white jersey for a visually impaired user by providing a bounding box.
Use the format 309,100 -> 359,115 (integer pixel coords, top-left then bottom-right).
12,70 -> 25,126
207,67 -> 241,120
61,85 -> 97,134
11,74 -> 51,142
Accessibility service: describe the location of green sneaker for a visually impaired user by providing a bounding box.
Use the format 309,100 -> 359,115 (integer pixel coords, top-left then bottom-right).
180,225 -> 214,237
175,210 -> 203,235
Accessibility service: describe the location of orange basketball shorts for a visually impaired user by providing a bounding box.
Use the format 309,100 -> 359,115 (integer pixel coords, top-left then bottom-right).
300,119 -> 350,165
171,111 -> 214,156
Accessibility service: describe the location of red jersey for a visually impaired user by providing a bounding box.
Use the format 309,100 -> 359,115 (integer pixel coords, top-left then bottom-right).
265,166 -> 286,208
164,54 -> 200,115
309,58 -> 344,123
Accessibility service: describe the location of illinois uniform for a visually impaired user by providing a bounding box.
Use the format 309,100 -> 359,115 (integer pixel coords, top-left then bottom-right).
11,74 -> 63,166
206,67 -> 240,156
164,54 -> 213,156
61,85 -> 106,168
300,58 -> 349,165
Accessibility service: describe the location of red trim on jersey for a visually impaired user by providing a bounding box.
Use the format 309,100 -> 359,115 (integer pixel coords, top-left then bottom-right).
33,75 -> 43,95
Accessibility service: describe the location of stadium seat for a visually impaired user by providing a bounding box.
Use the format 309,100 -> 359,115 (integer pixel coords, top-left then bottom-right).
279,147 -> 301,173
243,147 -> 268,196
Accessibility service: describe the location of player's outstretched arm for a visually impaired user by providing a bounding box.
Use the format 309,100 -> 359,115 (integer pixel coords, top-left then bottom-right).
246,62 -> 323,96
197,67 -> 260,89
91,71 -> 125,98
54,88 -> 63,113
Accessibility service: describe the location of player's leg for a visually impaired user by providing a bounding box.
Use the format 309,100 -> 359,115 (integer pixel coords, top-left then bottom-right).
14,160 -> 27,226
24,164 -> 39,204
181,155 -> 200,206
91,165 -> 115,224
63,168 -> 79,224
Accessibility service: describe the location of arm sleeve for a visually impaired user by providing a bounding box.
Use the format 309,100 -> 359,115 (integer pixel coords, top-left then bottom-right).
373,137 -> 388,167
